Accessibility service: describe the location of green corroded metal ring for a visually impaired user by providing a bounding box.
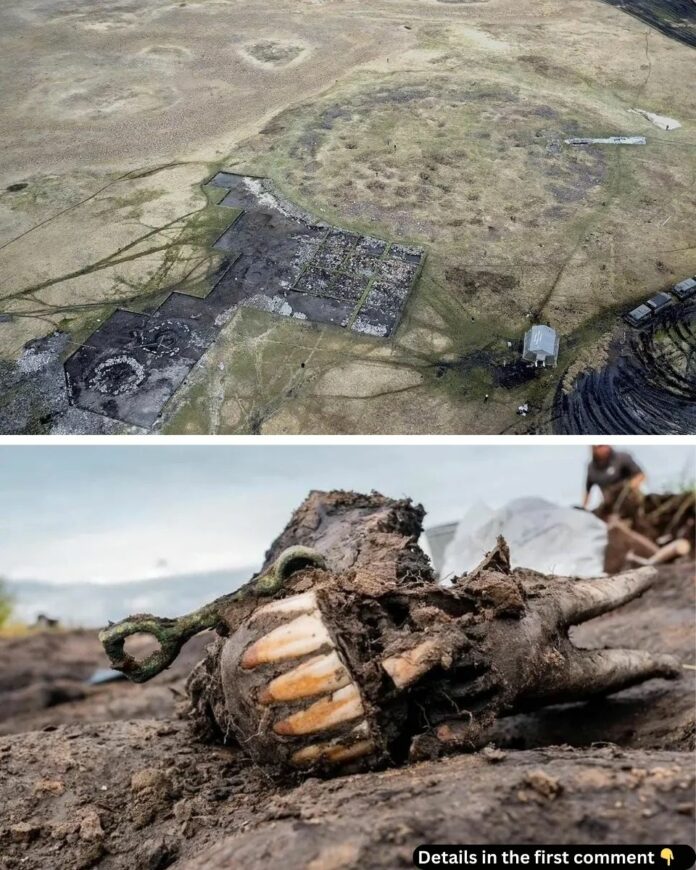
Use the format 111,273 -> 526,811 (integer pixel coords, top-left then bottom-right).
98,546 -> 326,683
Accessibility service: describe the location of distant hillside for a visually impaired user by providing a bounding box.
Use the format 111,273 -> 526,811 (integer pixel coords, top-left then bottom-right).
7,567 -> 254,628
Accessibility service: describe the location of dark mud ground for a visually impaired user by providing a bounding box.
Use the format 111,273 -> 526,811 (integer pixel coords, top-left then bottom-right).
601,0 -> 696,48
1,564 -> 694,870
553,303 -> 696,435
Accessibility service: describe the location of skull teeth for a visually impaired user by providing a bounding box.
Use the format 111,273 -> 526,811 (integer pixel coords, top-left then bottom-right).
289,721 -> 372,767
250,591 -> 318,622
233,594 -> 376,768
240,612 -> 332,669
290,722 -> 375,768
258,652 -> 351,705
382,639 -> 442,689
273,683 -> 364,736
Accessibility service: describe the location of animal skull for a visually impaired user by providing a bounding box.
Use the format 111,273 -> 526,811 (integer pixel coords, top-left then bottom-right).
101,491 -> 680,776
206,545 -> 679,773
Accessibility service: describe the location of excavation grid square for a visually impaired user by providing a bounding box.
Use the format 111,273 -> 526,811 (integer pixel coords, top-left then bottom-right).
295,268 -> 336,297
343,252 -> 380,280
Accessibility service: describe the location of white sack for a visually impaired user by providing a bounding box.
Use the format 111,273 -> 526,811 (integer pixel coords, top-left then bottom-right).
441,497 -> 608,580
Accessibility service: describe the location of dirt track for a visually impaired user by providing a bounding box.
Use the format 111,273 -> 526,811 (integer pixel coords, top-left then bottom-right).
0,561 -> 693,869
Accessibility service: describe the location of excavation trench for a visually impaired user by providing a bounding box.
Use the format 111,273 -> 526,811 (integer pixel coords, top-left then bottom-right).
555,302 -> 696,435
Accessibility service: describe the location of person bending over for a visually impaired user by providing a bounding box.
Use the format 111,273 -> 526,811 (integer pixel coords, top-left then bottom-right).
582,445 -> 645,509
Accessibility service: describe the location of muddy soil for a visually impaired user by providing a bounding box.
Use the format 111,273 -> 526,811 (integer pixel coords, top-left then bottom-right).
2,721 -> 693,870
0,630 -> 210,737
1,551 -> 693,867
554,302 -> 696,434
601,0 -> 696,48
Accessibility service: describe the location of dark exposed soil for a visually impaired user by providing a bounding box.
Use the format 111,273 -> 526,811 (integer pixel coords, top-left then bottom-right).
1,177 -> 423,435
3,718 -> 694,870
433,344 -> 541,391
0,630 -> 211,738
554,302 -> 696,434
1,493 -> 694,869
64,172 -> 392,429
600,0 -> 696,48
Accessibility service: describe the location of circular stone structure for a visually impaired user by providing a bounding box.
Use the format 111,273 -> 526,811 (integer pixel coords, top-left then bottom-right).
86,355 -> 146,397
137,320 -> 191,357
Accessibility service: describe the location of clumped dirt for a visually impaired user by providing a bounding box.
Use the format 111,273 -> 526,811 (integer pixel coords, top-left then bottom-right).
1,492 -> 694,869
0,630 -> 211,738
3,718 -> 694,870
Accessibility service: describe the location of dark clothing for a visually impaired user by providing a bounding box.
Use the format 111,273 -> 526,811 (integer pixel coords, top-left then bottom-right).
586,451 -> 643,494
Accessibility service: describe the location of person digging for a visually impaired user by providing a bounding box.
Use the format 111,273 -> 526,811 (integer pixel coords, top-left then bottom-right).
581,447 -> 693,571
582,445 -> 646,512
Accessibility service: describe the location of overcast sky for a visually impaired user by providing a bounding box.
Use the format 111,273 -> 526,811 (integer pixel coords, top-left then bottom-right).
0,444 -> 692,584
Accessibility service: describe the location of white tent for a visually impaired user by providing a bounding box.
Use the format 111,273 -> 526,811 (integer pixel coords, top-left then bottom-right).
523,325 -> 559,367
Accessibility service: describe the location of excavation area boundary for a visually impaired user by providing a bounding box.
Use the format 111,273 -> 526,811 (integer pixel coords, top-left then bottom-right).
64,173 -> 424,428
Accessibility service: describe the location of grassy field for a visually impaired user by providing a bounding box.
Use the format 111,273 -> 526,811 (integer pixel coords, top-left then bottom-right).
1,0 -> 694,433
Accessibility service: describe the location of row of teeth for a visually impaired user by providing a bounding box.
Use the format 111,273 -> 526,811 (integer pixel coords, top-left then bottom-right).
241,591 -> 375,767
